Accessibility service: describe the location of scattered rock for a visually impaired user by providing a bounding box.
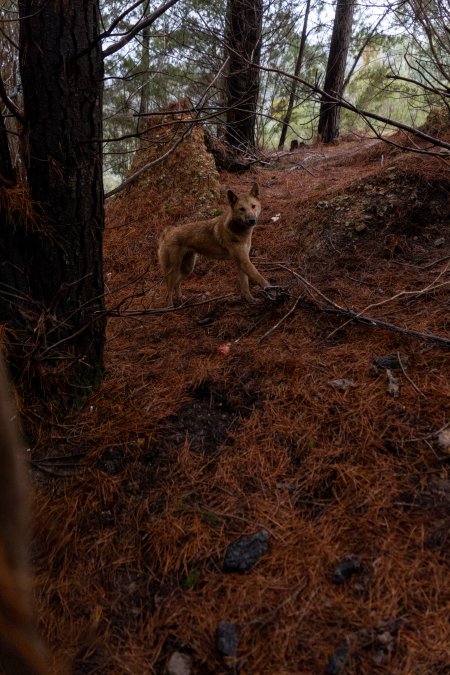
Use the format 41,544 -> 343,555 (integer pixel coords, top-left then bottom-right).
329,379 -> 358,391
216,621 -> 239,668
373,354 -> 408,371
437,428 -> 450,453
326,618 -> 404,673
371,618 -> 405,666
216,621 -> 239,656
434,237 -> 445,247
223,530 -> 269,573
326,641 -> 349,674
386,369 -> 400,398
354,223 -> 367,233
332,555 -> 363,584
165,651 -> 192,675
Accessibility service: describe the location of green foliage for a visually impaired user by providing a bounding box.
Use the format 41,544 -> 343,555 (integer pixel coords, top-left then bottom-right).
97,0 -> 449,177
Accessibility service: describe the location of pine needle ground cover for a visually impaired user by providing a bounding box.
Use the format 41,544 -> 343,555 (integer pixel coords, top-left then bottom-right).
31,131 -> 449,674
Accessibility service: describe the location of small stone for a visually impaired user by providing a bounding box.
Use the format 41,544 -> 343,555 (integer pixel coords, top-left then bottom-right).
386,369 -> 400,398
373,354 -> 407,371
223,530 -> 269,573
437,429 -> 450,453
434,237 -> 445,247
354,223 -> 367,233
332,555 -> 363,584
216,621 -> 239,658
165,651 -> 192,675
326,642 -> 349,674
329,379 -> 358,391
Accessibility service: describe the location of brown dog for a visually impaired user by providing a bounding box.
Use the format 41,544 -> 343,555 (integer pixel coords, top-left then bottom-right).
158,183 -> 270,305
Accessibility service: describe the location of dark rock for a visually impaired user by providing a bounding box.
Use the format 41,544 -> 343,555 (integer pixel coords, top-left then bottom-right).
332,555 -> 363,584
326,642 -> 349,674
372,354 -> 408,371
223,530 -> 269,573
216,621 -> 239,657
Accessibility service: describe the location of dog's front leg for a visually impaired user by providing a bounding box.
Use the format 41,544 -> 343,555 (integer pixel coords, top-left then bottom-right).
238,269 -> 257,303
235,255 -> 270,303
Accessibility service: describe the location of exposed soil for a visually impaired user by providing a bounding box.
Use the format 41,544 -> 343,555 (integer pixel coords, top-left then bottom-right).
31,129 -> 450,674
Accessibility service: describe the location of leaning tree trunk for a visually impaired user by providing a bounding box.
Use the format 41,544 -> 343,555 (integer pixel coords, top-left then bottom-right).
224,0 -> 263,151
0,0 -> 106,412
318,0 -> 355,143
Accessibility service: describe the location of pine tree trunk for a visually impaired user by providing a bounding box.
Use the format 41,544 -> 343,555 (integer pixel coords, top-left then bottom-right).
0,113 -> 15,185
318,0 -> 355,143
225,0 -> 263,151
0,0 -> 106,411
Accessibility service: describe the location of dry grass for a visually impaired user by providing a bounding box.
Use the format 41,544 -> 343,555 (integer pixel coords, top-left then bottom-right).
27,130 -> 450,674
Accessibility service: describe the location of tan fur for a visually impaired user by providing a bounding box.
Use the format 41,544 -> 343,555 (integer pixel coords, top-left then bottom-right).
158,183 -> 269,305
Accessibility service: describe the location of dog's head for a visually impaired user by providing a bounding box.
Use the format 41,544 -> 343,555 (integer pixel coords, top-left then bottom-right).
227,183 -> 261,228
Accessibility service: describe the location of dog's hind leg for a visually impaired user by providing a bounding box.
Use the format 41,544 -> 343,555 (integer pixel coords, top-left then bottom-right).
168,252 -> 196,304
180,251 -> 197,278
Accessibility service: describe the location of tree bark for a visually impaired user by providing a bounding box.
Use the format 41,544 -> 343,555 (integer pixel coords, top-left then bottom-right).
224,0 -> 263,151
318,0 -> 355,143
0,112 -> 15,185
0,1 -> 106,410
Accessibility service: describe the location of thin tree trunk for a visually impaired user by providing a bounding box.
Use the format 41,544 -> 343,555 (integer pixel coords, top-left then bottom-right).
318,0 -> 355,143
0,0 -> 106,410
0,113 -> 15,185
137,0 -> 151,136
137,25 -> 151,135
278,0 -> 311,150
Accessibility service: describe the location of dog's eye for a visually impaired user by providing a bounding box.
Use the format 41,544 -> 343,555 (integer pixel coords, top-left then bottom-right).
251,204 -> 256,209
240,207 -> 245,212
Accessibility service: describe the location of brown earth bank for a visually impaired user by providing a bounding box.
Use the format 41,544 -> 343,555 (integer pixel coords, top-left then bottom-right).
31,127 -> 449,674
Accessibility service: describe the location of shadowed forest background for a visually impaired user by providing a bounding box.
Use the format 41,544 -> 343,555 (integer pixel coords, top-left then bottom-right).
0,0 -> 449,673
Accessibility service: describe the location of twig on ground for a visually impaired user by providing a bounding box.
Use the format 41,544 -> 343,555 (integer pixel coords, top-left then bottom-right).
395,254 -> 450,270
107,293 -> 236,317
406,420 -> 450,443
397,352 -> 426,398
258,294 -> 304,343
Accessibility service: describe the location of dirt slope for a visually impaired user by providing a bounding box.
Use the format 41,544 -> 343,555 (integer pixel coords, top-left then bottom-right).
32,133 -> 449,674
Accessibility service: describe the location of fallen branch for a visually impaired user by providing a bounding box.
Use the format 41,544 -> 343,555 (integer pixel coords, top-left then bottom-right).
258,263 -> 450,348
322,304 -> 450,347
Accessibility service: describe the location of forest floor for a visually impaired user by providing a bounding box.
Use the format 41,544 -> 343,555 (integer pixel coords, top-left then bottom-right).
32,126 -> 449,674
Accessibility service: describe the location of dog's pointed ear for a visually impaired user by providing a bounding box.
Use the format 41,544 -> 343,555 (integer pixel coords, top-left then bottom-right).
250,183 -> 260,198
227,190 -> 238,206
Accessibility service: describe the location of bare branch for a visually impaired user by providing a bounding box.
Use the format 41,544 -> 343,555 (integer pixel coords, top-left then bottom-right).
103,0 -> 182,58
254,62 -> 450,152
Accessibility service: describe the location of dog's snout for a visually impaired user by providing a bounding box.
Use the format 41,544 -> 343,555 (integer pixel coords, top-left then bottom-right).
246,216 -> 257,225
